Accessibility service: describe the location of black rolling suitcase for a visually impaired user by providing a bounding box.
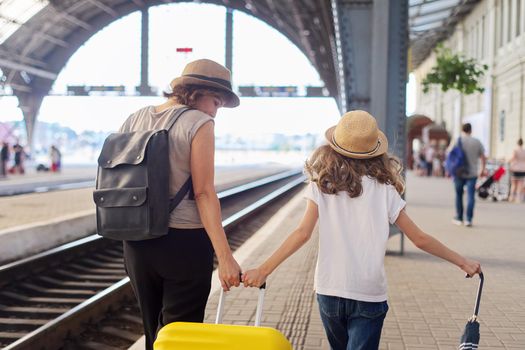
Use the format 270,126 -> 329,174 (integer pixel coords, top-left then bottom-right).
459,272 -> 484,350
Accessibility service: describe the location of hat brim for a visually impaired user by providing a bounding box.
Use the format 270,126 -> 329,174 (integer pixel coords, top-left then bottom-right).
170,76 -> 240,108
325,126 -> 389,159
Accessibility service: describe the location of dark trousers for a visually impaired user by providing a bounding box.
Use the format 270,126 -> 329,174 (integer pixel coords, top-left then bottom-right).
317,294 -> 388,350
454,177 -> 477,222
123,228 -> 214,350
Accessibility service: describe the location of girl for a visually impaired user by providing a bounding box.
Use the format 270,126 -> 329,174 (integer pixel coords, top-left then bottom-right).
242,110 -> 481,350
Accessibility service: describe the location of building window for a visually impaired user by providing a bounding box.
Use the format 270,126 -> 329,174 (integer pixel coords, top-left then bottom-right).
500,2 -> 505,47
517,0 -> 521,37
482,15 -> 485,58
472,28 -> 475,57
476,21 -> 480,58
499,110 -> 506,142
508,0 -> 512,42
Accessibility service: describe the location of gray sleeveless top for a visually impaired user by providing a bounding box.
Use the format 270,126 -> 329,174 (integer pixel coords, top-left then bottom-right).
119,104 -> 214,228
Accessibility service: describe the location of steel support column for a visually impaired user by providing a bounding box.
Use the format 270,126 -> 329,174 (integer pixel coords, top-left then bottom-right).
138,7 -> 152,95
225,8 -> 233,74
332,0 -> 408,254
331,0 -> 373,113
17,92 -> 45,151
370,0 -> 408,158
331,0 -> 408,158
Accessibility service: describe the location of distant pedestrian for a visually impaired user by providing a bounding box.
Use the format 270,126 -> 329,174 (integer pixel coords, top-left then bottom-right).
424,144 -> 435,176
50,145 -> 62,172
451,123 -> 486,227
437,148 -> 446,177
242,110 -> 481,350
1,142 -> 9,177
508,138 -> 525,203
119,59 -> 242,350
9,143 -> 25,174
416,149 -> 426,176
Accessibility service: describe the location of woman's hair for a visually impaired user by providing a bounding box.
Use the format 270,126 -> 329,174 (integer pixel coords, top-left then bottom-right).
304,144 -> 405,197
163,84 -> 227,106
518,138 -> 523,146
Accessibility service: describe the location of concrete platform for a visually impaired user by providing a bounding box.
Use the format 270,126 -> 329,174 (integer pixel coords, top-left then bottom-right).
0,164 -> 96,196
0,164 -> 290,264
129,172 -> 525,350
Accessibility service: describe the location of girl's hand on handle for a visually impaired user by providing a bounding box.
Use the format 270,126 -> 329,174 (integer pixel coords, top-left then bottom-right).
218,255 -> 242,291
241,268 -> 268,288
461,258 -> 481,277
240,200 -> 318,289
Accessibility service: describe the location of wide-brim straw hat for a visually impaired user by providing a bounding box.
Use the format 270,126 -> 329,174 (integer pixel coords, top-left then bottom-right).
325,110 -> 388,159
170,59 -> 240,108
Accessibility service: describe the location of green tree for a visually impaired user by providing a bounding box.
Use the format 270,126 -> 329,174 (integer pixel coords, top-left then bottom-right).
422,44 -> 488,95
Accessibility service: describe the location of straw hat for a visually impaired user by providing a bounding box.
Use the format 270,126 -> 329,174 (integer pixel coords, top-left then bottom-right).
325,110 -> 388,159
170,59 -> 240,108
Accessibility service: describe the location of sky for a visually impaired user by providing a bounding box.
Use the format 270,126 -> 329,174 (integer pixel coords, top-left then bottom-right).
0,2 -> 415,136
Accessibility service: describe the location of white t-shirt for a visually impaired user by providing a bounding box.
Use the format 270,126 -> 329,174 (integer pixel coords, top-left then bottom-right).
304,177 -> 406,302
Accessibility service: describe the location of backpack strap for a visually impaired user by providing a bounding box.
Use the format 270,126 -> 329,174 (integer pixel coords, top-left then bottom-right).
458,136 -> 471,176
457,137 -> 463,155
166,106 -> 192,132
169,176 -> 193,213
166,106 -> 194,213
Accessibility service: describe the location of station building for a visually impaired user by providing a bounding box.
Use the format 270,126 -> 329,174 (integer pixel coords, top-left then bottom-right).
412,0 -> 525,159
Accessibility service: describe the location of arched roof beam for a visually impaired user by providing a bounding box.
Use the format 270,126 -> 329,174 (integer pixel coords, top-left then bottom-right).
262,0 -> 337,97
47,7 -> 92,30
85,0 -> 119,18
0,13 -> 69,48
1,1 -> 338,99
289,1 -> 316,66
0,58 -> 57,80
0,48 -> 48,68
131,0 -> 146,7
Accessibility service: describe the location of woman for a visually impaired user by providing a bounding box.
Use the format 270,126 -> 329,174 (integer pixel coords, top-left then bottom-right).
509,138 -> 525,203
119,59 -> 242,350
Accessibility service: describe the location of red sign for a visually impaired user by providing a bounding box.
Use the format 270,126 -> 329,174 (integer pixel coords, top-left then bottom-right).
176,48 -> 193,53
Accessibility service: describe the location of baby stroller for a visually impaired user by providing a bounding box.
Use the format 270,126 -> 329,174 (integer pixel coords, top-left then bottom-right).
477,165 -> 506,201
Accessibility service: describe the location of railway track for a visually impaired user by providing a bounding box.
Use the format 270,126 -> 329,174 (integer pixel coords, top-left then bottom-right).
0,169 -> 305,350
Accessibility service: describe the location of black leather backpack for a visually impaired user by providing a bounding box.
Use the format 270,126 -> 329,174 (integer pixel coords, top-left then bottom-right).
93,107 -> 192,240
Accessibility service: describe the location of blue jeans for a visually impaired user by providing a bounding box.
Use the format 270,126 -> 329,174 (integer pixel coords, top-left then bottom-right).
454,177 -> 477,222
317,294 -> 388,350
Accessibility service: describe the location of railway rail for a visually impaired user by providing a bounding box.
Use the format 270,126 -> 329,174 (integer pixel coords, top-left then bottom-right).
0,169 -> 305,350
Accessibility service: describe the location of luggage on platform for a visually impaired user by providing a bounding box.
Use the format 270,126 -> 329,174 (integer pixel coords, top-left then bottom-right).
477,165 -> 506,200
445,137 -> 468,178
458,272 -> 484,350
154,284 -> 293,350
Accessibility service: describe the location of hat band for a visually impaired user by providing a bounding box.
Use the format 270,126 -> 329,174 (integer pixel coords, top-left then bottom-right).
183,74 -> 232,90
332,134 -> 381,155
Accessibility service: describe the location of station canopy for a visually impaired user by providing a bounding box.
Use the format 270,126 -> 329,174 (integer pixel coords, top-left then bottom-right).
0,0 -> 479,97
0,0 -> 48,45
409,0 -> 480,67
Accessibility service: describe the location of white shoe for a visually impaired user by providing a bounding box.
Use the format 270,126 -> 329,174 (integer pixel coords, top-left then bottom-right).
452,219 -> 463,226
465,221 -> 473,227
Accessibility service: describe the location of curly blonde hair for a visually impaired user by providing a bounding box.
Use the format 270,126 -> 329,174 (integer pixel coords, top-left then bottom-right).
304,145 -> 405,197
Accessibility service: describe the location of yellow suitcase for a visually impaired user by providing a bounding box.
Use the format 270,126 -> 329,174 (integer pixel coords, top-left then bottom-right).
154,284 -> 293,350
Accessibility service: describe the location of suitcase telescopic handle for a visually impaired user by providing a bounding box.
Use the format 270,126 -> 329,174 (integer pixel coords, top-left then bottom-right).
466,272 -> 484,319
215,282 -> 267,327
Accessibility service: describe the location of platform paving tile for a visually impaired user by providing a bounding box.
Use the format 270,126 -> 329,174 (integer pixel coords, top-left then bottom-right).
124,172 -> 525,350
202,173 -> 525,349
